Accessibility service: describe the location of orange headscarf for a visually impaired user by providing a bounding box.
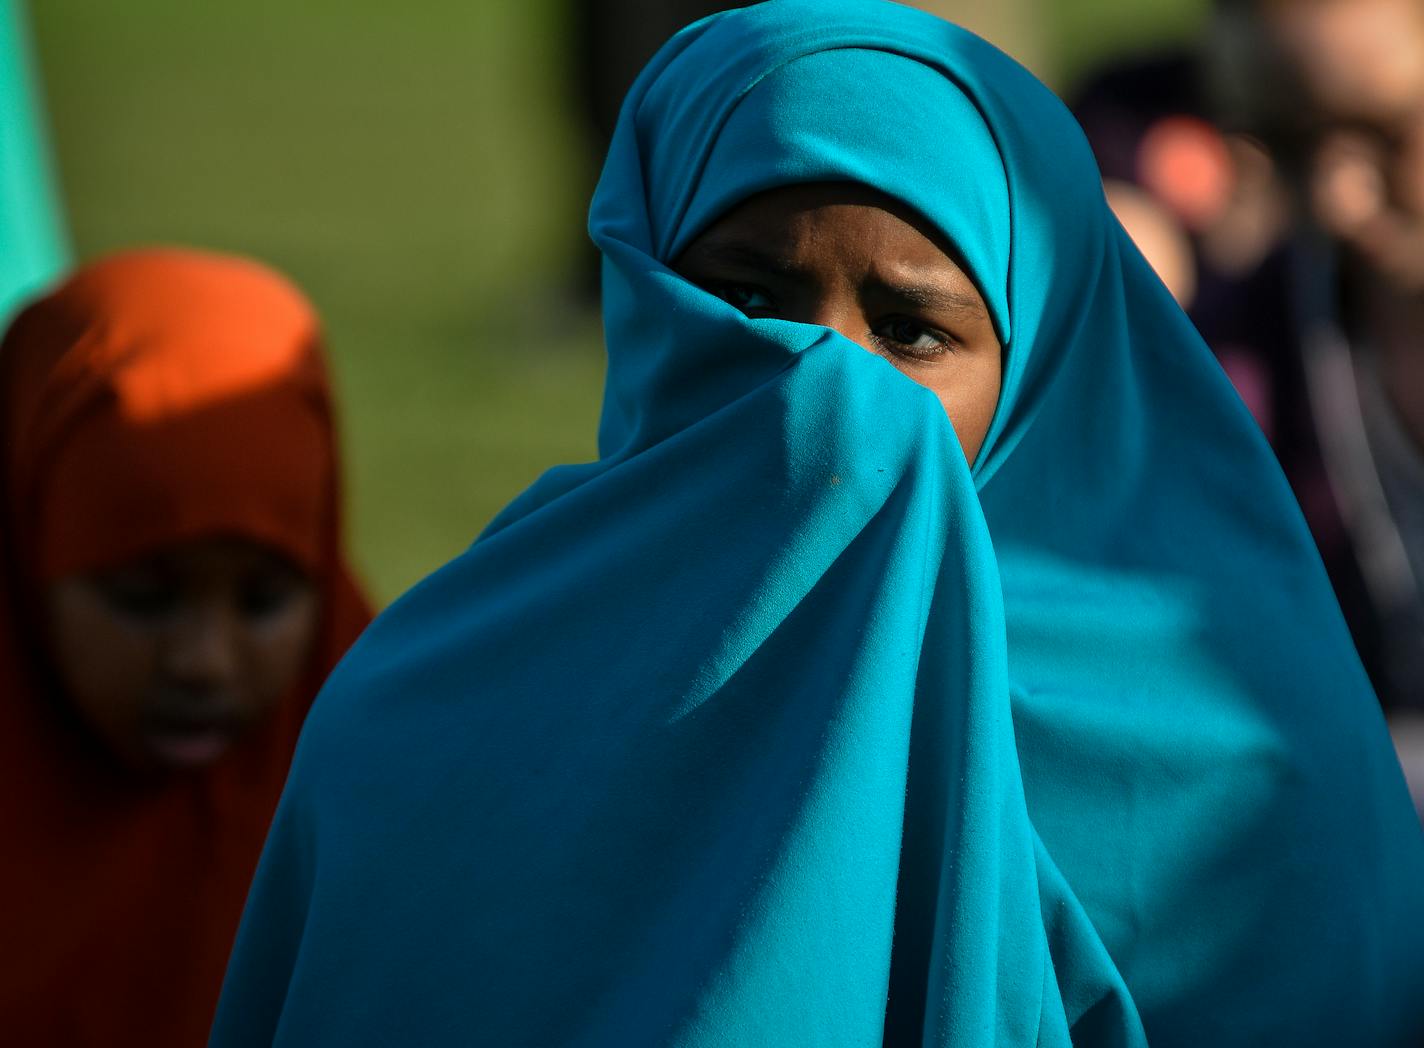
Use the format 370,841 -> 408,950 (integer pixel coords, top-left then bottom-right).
0,248 -> 371,1045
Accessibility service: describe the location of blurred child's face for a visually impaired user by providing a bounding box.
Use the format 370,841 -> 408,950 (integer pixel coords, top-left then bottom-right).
41,537 -> 319,773
1265,0 -> 1424,288
673,182 -> 1003,463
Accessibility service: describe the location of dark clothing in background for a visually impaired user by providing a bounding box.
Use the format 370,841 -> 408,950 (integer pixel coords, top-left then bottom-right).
574,0 -> 749,147
570,1 -> 745,296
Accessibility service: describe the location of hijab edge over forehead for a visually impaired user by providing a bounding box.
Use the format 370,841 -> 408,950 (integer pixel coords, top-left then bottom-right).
668,46 -> 1014,347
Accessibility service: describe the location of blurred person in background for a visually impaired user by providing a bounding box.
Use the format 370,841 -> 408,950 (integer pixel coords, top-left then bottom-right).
573,0 -> 740,155
1223,0 -> 1424,798
1070,39 -> 1360,676
213,4 -> 1423,1044
1070,46 -> 1294,344
0,249 -> 371,1045
1075,0 -> 1424,806
0,0 -> 68,325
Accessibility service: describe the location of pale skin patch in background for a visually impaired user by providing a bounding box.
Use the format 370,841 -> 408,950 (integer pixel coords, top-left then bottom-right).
673,182 -> 1004,464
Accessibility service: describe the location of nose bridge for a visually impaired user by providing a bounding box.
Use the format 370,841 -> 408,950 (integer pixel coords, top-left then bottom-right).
803,280 -> 866,348
807,295 -> 844,332
164,591 -> 242,684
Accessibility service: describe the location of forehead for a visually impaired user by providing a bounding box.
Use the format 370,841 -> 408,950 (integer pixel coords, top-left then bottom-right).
687,183 -> 977,270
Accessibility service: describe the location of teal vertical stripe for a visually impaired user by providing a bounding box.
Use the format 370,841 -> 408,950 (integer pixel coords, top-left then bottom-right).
0,0 -> 69,326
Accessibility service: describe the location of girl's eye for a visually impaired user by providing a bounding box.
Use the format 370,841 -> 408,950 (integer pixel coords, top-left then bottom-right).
712,283 -> 774,313
873,317 -> 950,356
239,570 -> 310,621
94,573 -> 179,620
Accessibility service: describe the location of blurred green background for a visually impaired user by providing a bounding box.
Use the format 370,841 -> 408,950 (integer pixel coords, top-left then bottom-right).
27,0 -> 1204,603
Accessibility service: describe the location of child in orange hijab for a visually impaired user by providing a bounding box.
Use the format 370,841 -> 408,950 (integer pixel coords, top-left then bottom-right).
0,248 -> 371,1045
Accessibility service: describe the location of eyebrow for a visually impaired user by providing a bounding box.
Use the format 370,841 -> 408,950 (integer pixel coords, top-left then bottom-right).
684,240 -> 989,321
869,276 -> 988,320
686,242 -> 806,277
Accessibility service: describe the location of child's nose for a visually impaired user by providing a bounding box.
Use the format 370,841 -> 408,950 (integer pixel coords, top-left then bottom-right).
162,601 -> 242,692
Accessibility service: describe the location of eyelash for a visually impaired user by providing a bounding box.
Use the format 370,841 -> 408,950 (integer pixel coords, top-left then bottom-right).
710,282 -> 773,312
707,282 -> 955,359
871,325 -> 953,359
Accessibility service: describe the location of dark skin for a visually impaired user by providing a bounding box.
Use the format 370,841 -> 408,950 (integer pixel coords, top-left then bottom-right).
673,182 -> 1004,462
41,537 -> 319,774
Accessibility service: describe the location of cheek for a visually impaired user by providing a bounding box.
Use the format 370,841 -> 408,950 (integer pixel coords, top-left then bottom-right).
925,354 -> 1003,463
43,597 -> 157,754
241,596 -> 322,713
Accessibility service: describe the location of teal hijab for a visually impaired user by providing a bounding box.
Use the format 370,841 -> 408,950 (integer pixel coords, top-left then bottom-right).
212,3 -> 1424,1044
0,0 -> 68,326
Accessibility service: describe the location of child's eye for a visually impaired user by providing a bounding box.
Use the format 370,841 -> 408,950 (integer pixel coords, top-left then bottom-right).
872,316 -> 951,356
93,573 -> 179,620
237,563 -> 313,622
711,283 -> 775,313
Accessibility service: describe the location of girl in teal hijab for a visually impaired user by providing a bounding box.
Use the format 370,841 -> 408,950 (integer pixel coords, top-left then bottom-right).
212,2 -> 1424,1044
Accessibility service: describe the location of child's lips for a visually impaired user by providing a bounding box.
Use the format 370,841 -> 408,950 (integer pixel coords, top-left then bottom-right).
142,713 -> 242,768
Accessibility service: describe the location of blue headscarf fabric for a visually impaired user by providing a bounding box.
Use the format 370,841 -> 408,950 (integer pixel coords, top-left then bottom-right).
212,3 -> 1424,1045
